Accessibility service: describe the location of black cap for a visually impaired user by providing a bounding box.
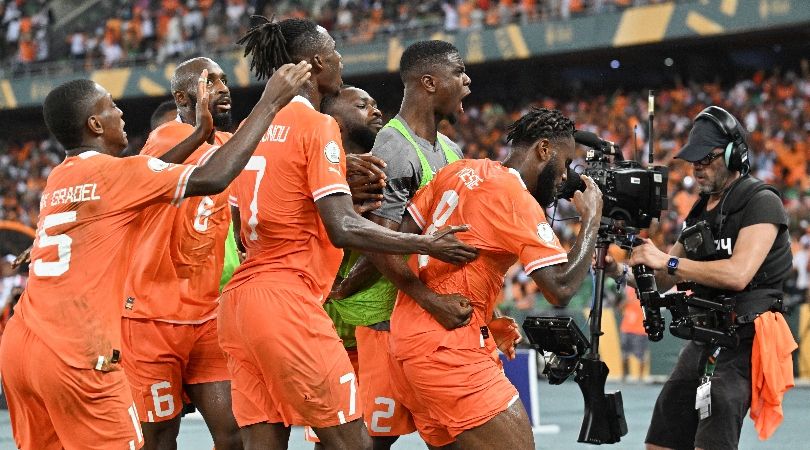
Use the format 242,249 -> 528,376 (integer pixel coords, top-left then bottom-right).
675,119 -> 731,162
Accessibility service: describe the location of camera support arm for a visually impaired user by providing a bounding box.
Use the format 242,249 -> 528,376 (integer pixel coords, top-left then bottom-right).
587,236 -> 612,359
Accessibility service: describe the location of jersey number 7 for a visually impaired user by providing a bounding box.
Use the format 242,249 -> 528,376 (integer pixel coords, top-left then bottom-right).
243,156 -> 266,241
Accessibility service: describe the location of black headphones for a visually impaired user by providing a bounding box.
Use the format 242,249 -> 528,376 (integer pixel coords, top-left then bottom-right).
694,106 -> 750,175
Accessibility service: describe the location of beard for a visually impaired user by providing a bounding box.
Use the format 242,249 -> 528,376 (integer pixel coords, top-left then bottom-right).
189,94 -> 233,131
533,157 -> 561,208
346,125 -> 378,153
212,110 -> 233,131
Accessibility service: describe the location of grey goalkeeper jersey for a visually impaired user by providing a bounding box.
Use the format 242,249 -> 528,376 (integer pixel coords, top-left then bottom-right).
369,114 -> 463,224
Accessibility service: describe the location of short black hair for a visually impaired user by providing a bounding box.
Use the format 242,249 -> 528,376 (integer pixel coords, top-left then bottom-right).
320,84 -> 356,115
506,107 -> 575,147
150,99 -> 177,130
170,57 -> 211,94
43,79 -> 102,149
238,16 -> 327,80
399,40 -> 460,83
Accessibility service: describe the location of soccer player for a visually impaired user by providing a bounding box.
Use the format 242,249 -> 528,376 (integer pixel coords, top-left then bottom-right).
328,40 -> 473,450
121,57 -> 245,450
302,85 -> 384,448
220,18 -> 478,450
150,99 -> 180,130
0,63 -> 311,450
376,108 -> 604,449
321,85 -> 386,215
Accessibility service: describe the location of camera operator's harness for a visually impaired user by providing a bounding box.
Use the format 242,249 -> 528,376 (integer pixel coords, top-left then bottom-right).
634,175 -> 787,420
678,175 -> 787,340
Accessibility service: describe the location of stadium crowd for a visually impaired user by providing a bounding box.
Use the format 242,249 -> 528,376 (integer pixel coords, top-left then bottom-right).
2,0 -> 674,72
2,67 -> 810,314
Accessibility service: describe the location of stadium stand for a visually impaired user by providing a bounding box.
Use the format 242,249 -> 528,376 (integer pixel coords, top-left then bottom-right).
0,0 -> 674,76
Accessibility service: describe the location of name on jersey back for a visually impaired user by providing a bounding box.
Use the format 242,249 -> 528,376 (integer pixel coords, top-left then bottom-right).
40,183 -> 101,208
261,125 -> 290,143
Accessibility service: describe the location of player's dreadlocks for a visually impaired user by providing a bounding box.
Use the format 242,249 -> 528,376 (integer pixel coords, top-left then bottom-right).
237,16 -> 324,80
506,107 -> 575,147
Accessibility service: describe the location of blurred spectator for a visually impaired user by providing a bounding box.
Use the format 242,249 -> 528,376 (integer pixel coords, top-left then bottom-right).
619,286 -> 649,382
68,31 -> 86,60
1,255 -> 25,311
1,0 -> 686,72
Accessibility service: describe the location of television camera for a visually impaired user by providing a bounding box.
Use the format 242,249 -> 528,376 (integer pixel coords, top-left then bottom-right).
523,92 -> 772,444
556,129 -> 668,230
523,92 -> 669,444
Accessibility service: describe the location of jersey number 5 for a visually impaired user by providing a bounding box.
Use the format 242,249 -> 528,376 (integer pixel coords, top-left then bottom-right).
33,211 -> 77,277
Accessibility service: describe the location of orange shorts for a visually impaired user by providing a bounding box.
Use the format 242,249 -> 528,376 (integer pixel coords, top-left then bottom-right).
0,318 -> 144,450
390,343 -> 519,447
218,284 -> 361,428
121,317 -> 229,423
304,347 -> 360,443
356,326 -> 416,437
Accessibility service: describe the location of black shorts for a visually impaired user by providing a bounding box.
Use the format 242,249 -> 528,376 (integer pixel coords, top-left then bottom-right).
620,332 -> 649,360
645,336 -> 753,450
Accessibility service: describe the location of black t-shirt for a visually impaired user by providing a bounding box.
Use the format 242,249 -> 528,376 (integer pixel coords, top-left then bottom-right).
694,188 -> 792,290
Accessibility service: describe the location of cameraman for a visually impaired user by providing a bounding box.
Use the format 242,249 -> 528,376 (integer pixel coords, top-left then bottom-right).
609,106 -> 793,450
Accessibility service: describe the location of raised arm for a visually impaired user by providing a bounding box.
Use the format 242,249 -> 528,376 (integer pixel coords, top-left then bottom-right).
315,193 -> 477,264
629,224 -> 777,291
184,62 -> 311,197
155,69 -> 215,164
529,175 -> 603,306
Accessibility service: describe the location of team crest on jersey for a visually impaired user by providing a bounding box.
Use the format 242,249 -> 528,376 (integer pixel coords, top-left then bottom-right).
324,141 -> 341,164
147,157 -> 171,172
536,222 -> 555,243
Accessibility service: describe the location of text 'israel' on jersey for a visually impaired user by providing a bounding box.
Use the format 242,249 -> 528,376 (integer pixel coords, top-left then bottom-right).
18,151 -> 195,369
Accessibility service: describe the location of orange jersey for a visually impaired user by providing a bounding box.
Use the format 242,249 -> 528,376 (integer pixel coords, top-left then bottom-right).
225,96 -> 350,299
16,151 -> 194,369
390,159 -> 568,359
125,121 -> 232,322
620,286 -> 647,335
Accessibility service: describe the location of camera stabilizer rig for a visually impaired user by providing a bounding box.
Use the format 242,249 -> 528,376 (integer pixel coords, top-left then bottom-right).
523,92 -> 668,445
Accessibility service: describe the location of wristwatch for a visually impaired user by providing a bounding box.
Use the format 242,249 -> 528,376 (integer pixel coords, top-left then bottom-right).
666,257 -> 679,275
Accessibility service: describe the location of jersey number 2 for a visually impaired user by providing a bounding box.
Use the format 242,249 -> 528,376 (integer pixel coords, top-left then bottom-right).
33,211 -> 77,277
